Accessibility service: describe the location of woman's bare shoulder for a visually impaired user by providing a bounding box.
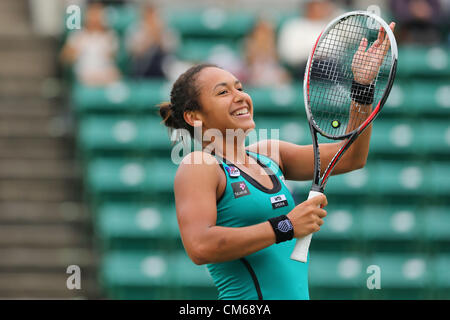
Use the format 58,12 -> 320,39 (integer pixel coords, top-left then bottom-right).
175,151 -> 221,187
180,151 -> 219,166
246,139 -> 283,167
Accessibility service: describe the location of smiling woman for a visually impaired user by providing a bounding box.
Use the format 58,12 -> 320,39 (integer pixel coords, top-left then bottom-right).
157,63 -> 371,300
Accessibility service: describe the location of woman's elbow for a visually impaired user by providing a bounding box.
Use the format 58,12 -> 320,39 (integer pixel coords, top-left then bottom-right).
187,243 -> 212,265
190,253 -> 208,266
355,158 -> 367,170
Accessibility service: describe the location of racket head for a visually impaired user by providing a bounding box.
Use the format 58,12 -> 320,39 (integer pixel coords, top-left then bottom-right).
303,11 -> 398,140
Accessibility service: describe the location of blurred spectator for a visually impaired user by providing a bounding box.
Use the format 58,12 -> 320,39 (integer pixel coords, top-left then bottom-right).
240,19 -> 291,87
125,4 -> 177,79
390,0 -> 443,45
277,0 -> 338,78
60,2 -> 121,86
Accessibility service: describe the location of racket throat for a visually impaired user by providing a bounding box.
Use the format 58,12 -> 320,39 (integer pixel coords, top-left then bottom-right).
311,184 -> 324,193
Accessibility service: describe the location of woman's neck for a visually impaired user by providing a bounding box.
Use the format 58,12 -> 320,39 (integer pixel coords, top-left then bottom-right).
203,140 -> 252,166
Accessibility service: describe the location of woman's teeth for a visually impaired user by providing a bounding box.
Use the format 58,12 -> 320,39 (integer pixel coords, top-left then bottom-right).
232,108 -> 249,116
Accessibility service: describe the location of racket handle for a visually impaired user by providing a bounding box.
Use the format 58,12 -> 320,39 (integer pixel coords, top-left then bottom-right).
290,190 -> 324,263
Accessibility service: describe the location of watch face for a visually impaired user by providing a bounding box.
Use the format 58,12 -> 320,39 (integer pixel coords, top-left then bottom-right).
277,219 -> 293,233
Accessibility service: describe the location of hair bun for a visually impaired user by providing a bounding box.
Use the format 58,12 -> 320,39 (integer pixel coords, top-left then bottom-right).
158,102 -> 178,129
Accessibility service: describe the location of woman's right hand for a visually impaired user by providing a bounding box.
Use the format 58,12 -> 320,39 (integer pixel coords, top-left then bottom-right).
287,194 -> 328,238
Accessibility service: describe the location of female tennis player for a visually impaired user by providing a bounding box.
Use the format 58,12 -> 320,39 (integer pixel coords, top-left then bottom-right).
158,22 -> 394,300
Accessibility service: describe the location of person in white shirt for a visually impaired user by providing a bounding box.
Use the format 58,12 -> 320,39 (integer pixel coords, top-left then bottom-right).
277,0 -> 338,78
61,2 -> 121,86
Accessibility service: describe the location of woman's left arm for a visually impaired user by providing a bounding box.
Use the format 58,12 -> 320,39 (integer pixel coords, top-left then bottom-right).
275,22 -> 395,181
276,101 -> 372,182
247,106 -> 370,182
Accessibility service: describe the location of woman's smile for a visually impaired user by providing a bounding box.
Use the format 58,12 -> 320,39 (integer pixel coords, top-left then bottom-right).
230,106 -> 251,118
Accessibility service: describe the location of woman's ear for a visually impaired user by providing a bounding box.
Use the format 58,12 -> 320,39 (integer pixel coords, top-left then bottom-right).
183,110 -> 203,127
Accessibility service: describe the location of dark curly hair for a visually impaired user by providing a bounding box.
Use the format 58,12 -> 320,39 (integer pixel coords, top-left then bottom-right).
158,63 -> 220,138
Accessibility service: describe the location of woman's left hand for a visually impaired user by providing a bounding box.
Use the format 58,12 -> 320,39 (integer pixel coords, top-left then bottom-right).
352,22 -> 395,85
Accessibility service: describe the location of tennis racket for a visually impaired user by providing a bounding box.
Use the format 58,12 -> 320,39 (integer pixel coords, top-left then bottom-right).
290,11 -> 398,263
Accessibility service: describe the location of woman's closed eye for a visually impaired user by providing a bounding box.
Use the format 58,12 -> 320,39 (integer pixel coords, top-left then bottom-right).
217,87 -> 244,96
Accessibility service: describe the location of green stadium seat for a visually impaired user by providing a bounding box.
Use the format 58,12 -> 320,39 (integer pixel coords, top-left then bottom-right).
430,162 -> 450,196
133,80 -> 172,111
72,81 -> 133,113
409,81 -> 450,115
253,117 -> 310,145
372,161 -> 430,196
359,204 -> 424,244
308,252 -> 367,288
164,8 -> 256,38
96,202 -> 180,251
176,38 -> 241,63
307,161 -> 434,197
86,158 -> 177,195
247,82 -> 304,115
370,120 -> 421,155
72,80 -> 170,114
434,254 -> 450,299
101,251 -> 216,299
380,81 -> 412,114
78,116 -> 171,153
423,206 -> 450,242
366,254 -> 432,289
314,204 -> 360,241
310,253 -> 435,299
397,46 -> 450,77
418,121 -> 450,154
323,165 -> 376,196
105,5 -> 138,35
382,80 -> 450,116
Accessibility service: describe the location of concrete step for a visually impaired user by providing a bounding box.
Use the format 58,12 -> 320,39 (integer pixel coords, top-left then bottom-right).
0,248 -> 97,270
0,137 -> 75,160
0,78 -> 63,99
0,78 -> 46,97
0,50 -> 57,78
0,0 -> 29,16
0,99 -> 64,118
0,0 -> 31,37
0,159 -> 80,180
0,35 -> 57,51
0,271 -> 100,299
0,116 -> 72,138
0,179 -> 82,201
0,224 -> 92,248
0,201 -> 88,225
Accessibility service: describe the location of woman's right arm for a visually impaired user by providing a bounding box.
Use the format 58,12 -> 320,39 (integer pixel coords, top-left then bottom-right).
174,152 -> 328,265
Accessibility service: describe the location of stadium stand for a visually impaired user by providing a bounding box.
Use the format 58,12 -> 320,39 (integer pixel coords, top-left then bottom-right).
65,2 -> 450,300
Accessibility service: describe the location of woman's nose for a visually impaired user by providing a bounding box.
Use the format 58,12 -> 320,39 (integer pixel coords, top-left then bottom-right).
233,89 -> 245,103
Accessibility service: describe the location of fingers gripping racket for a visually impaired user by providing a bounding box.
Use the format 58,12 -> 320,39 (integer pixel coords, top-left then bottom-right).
290,11 -> 398,262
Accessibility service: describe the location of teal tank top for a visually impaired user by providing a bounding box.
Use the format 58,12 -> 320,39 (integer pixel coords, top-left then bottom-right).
206,150 -> 309,300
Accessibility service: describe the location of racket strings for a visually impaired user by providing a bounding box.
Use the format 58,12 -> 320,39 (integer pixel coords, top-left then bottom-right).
308,15 -> 392,138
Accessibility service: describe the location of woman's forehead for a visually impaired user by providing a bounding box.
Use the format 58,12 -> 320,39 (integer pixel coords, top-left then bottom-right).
197,67 -> 238,89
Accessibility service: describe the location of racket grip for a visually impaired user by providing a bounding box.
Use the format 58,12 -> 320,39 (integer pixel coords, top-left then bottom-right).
290,190 -> 323,263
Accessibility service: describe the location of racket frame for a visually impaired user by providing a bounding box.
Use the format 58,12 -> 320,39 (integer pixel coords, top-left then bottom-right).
303,10 -> 398,190
292,10 -> 398,263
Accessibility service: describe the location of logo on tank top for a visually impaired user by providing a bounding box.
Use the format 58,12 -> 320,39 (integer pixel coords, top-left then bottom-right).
231,181 -> 250,198
270,194 -> 288,209
226,166 -> 240,178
